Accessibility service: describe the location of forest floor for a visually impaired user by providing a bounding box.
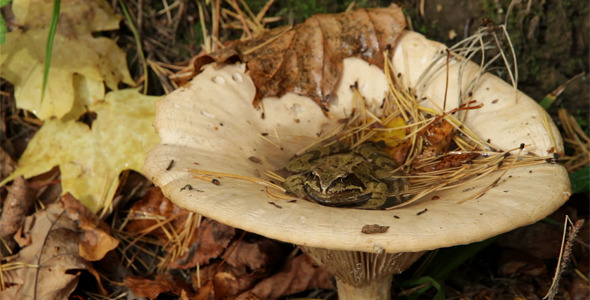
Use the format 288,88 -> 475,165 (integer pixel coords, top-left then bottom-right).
1,0 -> 588,299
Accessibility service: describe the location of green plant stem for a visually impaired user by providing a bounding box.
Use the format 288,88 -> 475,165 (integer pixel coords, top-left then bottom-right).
118,0 -> 148,94
41,0 -> 61,102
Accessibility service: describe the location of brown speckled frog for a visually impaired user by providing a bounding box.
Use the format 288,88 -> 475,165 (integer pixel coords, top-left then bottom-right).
284,142 -> 403,209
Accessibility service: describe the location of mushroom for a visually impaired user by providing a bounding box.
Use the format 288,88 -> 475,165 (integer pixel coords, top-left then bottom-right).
144,31 -> 570,299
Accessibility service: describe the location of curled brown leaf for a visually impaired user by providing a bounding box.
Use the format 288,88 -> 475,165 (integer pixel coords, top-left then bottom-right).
194,4 -> 406,109
0,194 -> 112,300
0,176 -> 36,254
237,254 -> 333,299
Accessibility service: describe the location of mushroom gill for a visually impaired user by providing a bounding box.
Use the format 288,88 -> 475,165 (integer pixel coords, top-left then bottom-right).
144,31 -> 570,299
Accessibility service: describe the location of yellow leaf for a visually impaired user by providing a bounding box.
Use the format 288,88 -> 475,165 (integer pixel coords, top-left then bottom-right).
0,0 -> 133,120
370,116 -> 407,147
1,89 -> 160,212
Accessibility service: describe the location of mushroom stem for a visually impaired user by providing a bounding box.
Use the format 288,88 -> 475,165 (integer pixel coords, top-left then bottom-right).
336,275 -> 392,300
300,246 -> 424,299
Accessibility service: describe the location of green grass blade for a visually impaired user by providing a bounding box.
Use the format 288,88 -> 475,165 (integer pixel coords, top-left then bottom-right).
0,14 -> 6,45
570,165 -> 590,194
539,94 -> 556,109
41,0 -> 61,102
0,0 -> 12,6
426,237 -> 497,280
400,276 -> 445,300
118,0 -> 148,94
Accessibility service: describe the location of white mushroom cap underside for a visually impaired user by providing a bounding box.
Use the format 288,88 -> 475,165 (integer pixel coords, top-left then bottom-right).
144,31 -> 570,253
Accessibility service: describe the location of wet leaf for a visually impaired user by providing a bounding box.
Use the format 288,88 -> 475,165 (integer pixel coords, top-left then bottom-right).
0,89 -> 160,212
0,0 -> 133,120
195,4 -> 406,109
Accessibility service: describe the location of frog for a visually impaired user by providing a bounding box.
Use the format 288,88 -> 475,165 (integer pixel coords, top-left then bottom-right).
284,142 -> 403,209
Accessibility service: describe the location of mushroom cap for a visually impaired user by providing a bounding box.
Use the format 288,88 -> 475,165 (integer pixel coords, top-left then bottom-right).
144,31 -> 570,254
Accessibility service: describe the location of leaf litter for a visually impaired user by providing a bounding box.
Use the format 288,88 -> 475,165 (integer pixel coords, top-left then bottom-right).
194,4 -> 406,109
117,187 -> 332,299
1,193 -> 117,300
0,176 -> 35,255
0,0 -> 133,120
1,89 -> 161,213
0,0 -> 588,299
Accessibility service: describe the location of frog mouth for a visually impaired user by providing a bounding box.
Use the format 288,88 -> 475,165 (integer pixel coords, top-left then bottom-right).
303,177 -> 369,206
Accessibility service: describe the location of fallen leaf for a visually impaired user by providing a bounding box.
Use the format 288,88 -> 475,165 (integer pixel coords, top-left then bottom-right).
0,89 -> 161,212
194,4 -> 405,109
125,187 -> 190,240
238,254 -> 334,299
0,146 -> 17,178
0,176 -> 36,254
361,224 -> 390,234
497,222 -> 563,259
417,119 -> 456,159
213,272 -> 241,298
193,239 -> 287,296
169,218 -> 236,269
0,194 -> 113,300
370,116 -> 407,148
61,193 -> 119,261
570,273 -> 590,300
125,188 -> 237,269
0,0 -> 133,120
222,239 -> 284,276
192,280 -> 214,300
498,249 -> 547,277
124,275 -> 175,299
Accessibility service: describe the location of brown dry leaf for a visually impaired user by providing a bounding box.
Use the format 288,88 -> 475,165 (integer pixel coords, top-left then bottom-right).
125,187 -> 190,240
124,275 -> 175,299
222,239 -> 284,276
0,146 -> 17,178
238,254 -> 334,299
0,176 -> 36,254
570,274 -> 590,300
213,272 -> 241,298
497,222 -> 563,259
169,218 -> 236,269
194,4 -> 406,109
498,249 -> 548,277
416,119 -> 456,159
60,193 -> 119,261
126,188 -> 236,269
192,280 -> 215,300
0,194 -> 114,300
193,239 -> 286,297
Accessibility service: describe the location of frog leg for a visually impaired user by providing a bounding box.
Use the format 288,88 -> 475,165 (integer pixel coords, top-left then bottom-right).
356,182 -> 388,209
284,174 -> 308,198
286,142 -> 349,172
353,143 -> 399,178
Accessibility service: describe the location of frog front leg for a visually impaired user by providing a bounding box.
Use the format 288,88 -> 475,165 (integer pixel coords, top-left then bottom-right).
356,182 -> 388,209
284,174 -> 308,198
